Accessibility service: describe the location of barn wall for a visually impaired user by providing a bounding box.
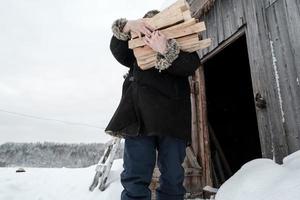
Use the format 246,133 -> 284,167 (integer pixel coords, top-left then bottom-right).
265,0 -> 300,153
188,0 -> 300,162
189,0 -> 246,57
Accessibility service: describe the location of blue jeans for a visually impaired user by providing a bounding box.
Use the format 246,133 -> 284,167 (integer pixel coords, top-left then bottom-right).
120,134 -> 187,200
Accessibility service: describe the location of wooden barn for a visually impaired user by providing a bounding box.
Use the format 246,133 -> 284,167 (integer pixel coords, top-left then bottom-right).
149,0 -> 300,199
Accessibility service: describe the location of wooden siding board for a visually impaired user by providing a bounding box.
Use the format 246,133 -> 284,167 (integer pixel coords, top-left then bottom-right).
265,0 -> 279,8
220,0 -> 232,39
233,0 -> 246,28
284,0 -> 300,85
244,0 -> 289,162
195,0 -> 246,59
242,0 -> 273,159
204,6 -> 216,52
228,0 -> 237,36
215,0 -> 225,44
266,0 -> 300,152
204,5 -> 216,54
210,3 -> 219,50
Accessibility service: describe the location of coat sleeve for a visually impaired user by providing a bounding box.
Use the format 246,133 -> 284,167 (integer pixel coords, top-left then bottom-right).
154,38 -> 201,77
110,35 -> 135,68
164,50 -> 201,77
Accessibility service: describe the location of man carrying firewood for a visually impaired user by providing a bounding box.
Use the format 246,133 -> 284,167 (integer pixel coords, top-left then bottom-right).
105,10 -> 201,200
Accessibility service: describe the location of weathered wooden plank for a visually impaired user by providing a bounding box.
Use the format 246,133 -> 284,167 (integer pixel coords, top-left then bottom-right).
202,8 -> 212,54
266,0 -> 300,152
229,0 -> 238,36
195,66 -> 213,187
233,0 -> 246,28
186,147 -> 202,169
220,0 -> 233,39
243,0 -> 289,162
284,0 -> 300,97
283,0 -> 300,151
215,0 -> 225,44
192,0 -> 247,59
188,76 -> 202,195
208,2 -> 218,51
197,1 -> 217,58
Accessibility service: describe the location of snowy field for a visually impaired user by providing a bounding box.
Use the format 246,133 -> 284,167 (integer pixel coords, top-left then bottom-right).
0,151 -> 299,200
0,159 -> 124,200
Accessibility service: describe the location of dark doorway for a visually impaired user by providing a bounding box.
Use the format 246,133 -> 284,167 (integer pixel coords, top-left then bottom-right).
203,35 -> 262,186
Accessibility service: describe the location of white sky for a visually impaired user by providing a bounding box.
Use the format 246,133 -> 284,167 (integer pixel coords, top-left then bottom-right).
0,0 -> 176,144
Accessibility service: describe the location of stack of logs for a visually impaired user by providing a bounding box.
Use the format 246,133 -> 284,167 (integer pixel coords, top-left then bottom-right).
129,0 -> 211,70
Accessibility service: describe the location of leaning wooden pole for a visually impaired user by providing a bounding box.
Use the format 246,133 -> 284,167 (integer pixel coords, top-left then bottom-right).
193,65 -> 213,190
185,76 -> 203,198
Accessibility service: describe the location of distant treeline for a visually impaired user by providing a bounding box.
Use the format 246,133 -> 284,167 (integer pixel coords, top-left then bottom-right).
0,142 -> 124,168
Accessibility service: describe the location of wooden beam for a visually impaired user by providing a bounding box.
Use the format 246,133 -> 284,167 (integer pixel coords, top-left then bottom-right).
194,66 -> 213,187
186,146 -> 202,169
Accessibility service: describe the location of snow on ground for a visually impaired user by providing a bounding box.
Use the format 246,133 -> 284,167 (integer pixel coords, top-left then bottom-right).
216,150 -> 300,200
0,159 -> 124,200
1,151 -> 300,200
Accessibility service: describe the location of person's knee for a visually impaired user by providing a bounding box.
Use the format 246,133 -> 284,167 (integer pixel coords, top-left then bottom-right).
156,136 -> 186,194
121,136 -> 157,197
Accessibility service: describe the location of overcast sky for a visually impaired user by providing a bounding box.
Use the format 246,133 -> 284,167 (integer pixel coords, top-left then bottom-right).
0,0 -> 175,144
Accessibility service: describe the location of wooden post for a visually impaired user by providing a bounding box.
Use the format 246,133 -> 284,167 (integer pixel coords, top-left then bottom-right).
184,65 -> 212,198
196,65 -> 212,188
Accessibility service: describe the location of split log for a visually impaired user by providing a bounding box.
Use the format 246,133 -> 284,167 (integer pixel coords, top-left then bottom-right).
131,0 -> 190,39
183,9 -> 192,20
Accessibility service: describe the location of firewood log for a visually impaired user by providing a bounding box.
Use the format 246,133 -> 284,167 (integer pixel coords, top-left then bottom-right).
131,0 -> 190,39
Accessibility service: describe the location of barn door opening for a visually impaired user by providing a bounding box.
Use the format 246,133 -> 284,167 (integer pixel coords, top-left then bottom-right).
203,34 -> 262,187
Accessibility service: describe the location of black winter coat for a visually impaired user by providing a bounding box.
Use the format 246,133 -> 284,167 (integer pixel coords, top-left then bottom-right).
105,35 -> 201,146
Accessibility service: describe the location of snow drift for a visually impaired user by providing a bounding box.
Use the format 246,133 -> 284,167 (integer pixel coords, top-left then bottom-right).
216,150 -> 300,200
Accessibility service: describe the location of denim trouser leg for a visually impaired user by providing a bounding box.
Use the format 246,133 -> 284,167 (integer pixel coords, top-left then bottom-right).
121,135 -> 157,200
156,136 -> 187,200
120,135 -> 187,200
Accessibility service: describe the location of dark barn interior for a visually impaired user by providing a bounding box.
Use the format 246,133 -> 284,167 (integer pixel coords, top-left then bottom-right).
203,35 -> 262,186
